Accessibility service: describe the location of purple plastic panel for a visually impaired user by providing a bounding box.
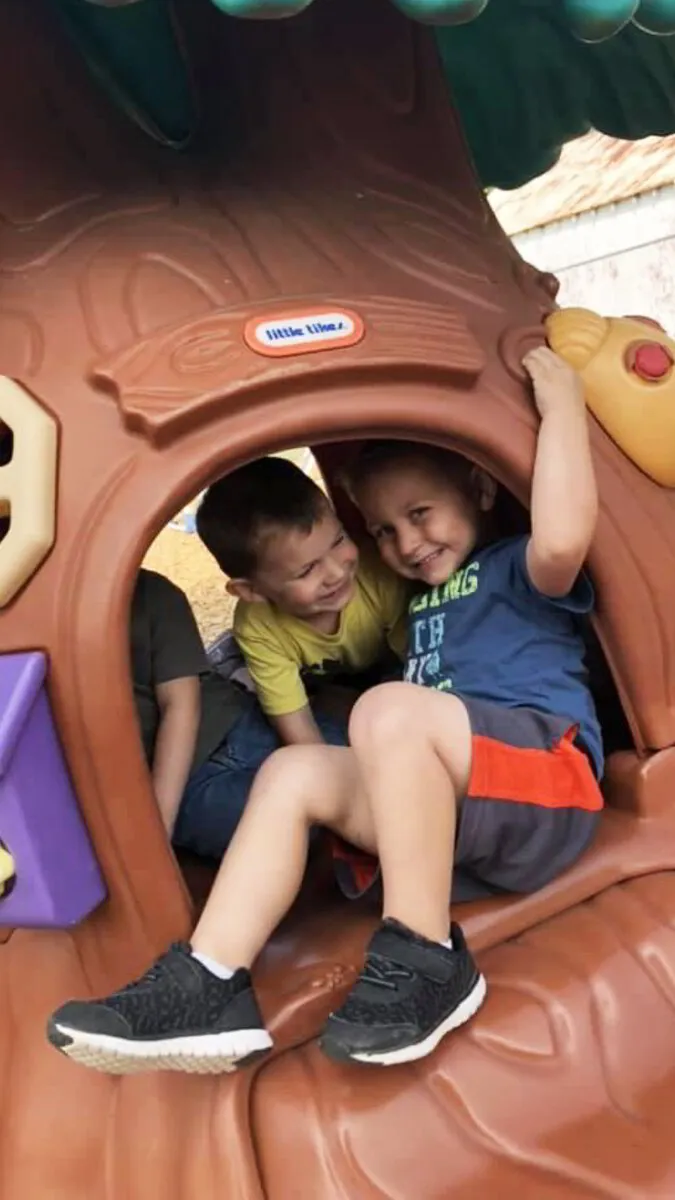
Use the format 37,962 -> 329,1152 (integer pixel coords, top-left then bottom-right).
0,652 -> 106,927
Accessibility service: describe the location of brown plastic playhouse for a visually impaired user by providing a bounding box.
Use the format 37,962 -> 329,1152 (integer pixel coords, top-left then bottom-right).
4,0 -> 675,1196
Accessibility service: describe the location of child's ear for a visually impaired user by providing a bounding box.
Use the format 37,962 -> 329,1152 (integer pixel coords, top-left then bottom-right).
226,578 -> 265,603
470,468 -> 497,512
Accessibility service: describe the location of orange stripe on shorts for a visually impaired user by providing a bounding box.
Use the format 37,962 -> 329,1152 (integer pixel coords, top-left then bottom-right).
468,728 -> 603,812
330,837 -> 378,892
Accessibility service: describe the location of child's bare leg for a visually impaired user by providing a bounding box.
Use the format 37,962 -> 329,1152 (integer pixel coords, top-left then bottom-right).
192,743 -> 375,968
348,682 -> 473,942
47,743 -> 376,1075
319,683 -> 484,1068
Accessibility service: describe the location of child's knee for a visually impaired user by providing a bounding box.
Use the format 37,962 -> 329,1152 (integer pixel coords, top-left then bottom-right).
253,746 -> 320,813
253,745 -> 340,823
350,683 -> 471,768
349,681 -> 417,746
255,744 -> 317,788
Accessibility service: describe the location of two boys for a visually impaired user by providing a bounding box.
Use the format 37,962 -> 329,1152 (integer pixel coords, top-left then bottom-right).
49,347 -> 603,1073
137,457 -> 409,859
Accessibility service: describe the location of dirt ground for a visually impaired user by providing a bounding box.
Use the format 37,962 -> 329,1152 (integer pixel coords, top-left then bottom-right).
142,449 -> 323,646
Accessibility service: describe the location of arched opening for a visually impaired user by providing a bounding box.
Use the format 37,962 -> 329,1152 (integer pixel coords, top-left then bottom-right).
57,369 -> 644,960
129,429 -> 631,913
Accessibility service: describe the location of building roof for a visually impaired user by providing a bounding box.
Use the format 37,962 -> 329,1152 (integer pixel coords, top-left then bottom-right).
489,131 -> 675,236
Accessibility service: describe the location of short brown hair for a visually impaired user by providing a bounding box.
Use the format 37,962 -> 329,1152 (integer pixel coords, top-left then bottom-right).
341,440 -> 477,503
197,457 -> 327,578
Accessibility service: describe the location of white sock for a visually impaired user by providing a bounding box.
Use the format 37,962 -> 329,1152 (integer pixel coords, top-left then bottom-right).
441,936 -> 453,951
190,949 -> 235,980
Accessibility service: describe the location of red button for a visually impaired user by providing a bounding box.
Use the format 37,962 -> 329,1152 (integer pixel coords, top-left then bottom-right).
630,341 -> 673,381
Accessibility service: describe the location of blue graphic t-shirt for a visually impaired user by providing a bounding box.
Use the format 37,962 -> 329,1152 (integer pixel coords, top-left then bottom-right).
404,535 -> 603,777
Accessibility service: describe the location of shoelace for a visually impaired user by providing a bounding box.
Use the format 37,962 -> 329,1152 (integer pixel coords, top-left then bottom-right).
361,955 -> 415,992
113,944 -> 183,996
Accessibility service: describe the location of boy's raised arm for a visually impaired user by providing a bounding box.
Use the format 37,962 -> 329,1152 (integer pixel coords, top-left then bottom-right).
523,347 -> 598,599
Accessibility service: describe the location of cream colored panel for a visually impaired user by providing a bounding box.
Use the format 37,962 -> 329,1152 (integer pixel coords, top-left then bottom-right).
0,378 -> 57,607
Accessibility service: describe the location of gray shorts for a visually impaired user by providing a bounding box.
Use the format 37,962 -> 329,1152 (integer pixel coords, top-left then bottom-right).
332,697 -> 603,903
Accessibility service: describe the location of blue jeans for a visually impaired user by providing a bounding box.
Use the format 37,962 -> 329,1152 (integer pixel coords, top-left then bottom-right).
173,695 -> 349,860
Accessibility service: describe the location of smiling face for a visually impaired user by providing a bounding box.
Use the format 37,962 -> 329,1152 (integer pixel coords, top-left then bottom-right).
231,501 -> 359,626
354,455 -> 493,588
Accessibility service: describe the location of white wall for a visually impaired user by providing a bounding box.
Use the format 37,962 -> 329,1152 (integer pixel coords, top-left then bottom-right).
512,186 -> 675,335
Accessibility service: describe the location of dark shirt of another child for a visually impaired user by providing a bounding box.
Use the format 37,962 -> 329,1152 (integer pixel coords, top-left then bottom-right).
130,569 -> 248,771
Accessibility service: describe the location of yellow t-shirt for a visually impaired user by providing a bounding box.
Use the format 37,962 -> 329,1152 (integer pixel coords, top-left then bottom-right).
233,553 -> 409,717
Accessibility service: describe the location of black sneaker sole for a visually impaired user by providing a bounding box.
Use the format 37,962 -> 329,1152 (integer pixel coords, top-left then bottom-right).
46,1019 -> 273,1076
319,973 -> 487,1066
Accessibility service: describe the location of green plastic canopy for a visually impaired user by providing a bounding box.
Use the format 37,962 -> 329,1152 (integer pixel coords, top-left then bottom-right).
52,0 -> 675,188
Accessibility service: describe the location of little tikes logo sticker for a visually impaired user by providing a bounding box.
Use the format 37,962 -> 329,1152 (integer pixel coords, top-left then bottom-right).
244,308 -> 365,358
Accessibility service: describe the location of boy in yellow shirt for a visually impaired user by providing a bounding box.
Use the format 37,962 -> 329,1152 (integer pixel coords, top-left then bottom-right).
172,456 -> 408,858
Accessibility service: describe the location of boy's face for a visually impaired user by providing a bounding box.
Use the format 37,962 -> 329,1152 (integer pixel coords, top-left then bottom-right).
356,460 -> 492,588
231,504 -> 359,622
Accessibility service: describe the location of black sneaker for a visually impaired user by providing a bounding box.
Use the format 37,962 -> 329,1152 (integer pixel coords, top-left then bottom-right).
319,919 -> 485,1066
46,942 -> 272,1075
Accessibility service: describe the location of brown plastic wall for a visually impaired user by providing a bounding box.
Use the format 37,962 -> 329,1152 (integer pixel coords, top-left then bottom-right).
1,0 -> 675,1195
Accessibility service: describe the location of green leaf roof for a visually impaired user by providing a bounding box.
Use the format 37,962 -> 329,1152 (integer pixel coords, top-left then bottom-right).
52,0 -> 675,187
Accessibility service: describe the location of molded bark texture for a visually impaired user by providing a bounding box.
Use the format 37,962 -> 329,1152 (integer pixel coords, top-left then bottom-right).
2,1 -> 675,1196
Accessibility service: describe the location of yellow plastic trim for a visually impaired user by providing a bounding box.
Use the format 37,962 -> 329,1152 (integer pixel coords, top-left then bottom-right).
0,378 -> 57,607
0,845 -> 15,898
547,308 -> 675,488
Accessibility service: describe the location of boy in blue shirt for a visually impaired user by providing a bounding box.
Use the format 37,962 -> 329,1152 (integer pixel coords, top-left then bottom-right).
47,348 -> 603,1074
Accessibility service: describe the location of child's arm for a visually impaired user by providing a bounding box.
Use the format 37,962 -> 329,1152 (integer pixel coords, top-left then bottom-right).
133,570 -> 208,834
152,676 -> 201,834
523,347 -> 598,598
271,707 -> 325,746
